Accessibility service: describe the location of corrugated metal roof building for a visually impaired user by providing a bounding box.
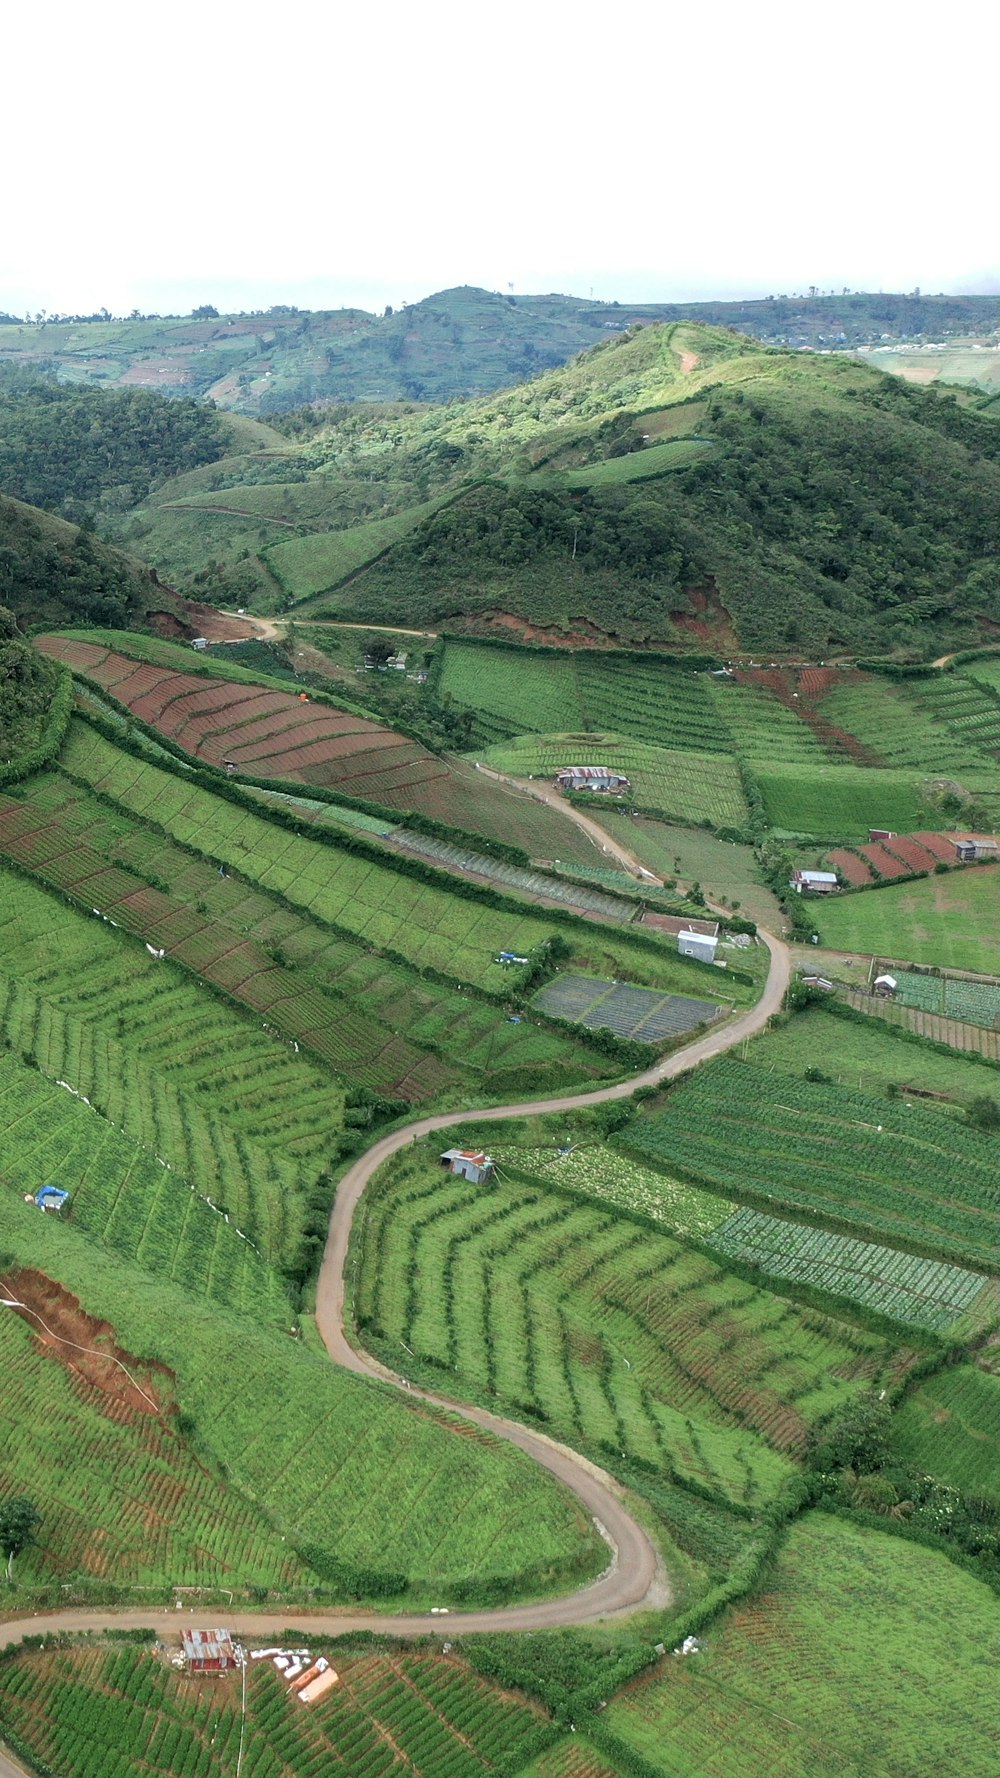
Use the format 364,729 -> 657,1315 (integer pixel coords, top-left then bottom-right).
182,1628 -> 237,1673
441,1149 -> 494,1184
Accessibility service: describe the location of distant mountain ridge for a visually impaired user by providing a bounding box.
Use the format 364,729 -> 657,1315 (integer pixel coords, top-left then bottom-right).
0,286 -> 996,414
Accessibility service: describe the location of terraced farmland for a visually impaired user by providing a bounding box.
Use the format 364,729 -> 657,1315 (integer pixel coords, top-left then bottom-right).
493,1142 -> 733,1238
56,718 -> 704,999
625,1059 -> 1000,1270
480,733 -> 749,828
819,678 -> 991,776
900,670 -> 1000,758
706,676 -> 830,762
745,1001 -> 996,1098
0,1643 -> 550,1778
607,1514 -> 998,1778
0,1046 -> 288,1318
533,974 -> 724,1041
708,1208 -> 993,1332
38,632 -> 596,854
356,1152 -> 903,1500
891,1365 -> 1000,1501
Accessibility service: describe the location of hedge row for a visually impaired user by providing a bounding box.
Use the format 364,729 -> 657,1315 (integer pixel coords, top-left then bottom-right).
0,668 -> 73,787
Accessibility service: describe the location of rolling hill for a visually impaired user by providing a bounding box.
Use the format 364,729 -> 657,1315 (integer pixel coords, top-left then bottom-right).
113,321 -> 1000,659
0,287 -> 995,413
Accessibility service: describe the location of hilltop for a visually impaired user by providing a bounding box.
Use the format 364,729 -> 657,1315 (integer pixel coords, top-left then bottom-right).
0,286 -> 995,414
112,321 -> 1000,658
0,494 -> 170,630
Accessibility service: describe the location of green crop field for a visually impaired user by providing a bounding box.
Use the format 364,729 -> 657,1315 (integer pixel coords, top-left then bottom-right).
900,671 -> 1000,758
0,1198 -> 602,1602
0,867 -> 349,1271
0,1307 -> 306,1589
891,1365 -> 1000,1501
706,678 -> 829,762
492,1141 -> 734,1239
818,677 -> 990,777
889,968 -> 1000,1029
269,496 -> 451,602
708,1207 -> 993,1332
58,718 -> 691,1001
810,865 -> 999,972
958,655 -> 1000,695
556,436 -> 715,486
749,761 -> 930,838
434,642 -> 733,755
744,1003 -> 993,1102
625,1059 -> 999,1269
0,1643 -> 550,1778
0,1045 -> 289,1320
355,1152 -> 903,1502
519,1738 -> 626,1777
606,1513 -> 998,1778
480,733 -> 749,829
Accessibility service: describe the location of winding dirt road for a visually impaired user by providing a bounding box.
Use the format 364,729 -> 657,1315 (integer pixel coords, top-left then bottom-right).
0,932 -> 789,1666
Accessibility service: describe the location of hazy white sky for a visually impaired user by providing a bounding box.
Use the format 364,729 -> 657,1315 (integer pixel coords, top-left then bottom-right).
2,0 -> 996,317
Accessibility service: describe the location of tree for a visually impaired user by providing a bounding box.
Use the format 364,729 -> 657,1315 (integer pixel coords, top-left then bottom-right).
0,1497 -> 40,1580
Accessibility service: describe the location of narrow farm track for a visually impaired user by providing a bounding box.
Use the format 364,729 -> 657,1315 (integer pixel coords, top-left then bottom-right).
0,932 -> 789,1667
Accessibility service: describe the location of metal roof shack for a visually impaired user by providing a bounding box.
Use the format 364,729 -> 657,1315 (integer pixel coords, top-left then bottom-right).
182,1628 -> 238,1673
555,765 -> 631,793
790,870 -> 839,895
953,836 -> 999,863
677,929 -> 719,964
441,1148 -> 494,1184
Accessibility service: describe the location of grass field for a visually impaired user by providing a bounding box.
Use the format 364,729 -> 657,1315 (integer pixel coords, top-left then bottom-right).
750,761 -> 931,838
606,1513 -> 998,1778
0,1302 -> 306,1589
0,1196 -> 603,1602
355,1152 -> 903,1499
480,734 -> 749,829
744,1003 -> 993,1103
626,1059 -> 999,1270
606,816 -> 784,928
810,865 -> 999,971
0,1643 -> 551,1778
890,1365 -> 1000,1501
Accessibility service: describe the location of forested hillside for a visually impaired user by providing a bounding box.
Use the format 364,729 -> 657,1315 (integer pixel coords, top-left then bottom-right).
0,367 -> 229,524
0,495 -> 157,629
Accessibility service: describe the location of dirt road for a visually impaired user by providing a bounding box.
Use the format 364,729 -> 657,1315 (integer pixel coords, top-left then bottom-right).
477,767 -> 650,873
1,935 -> 788,1655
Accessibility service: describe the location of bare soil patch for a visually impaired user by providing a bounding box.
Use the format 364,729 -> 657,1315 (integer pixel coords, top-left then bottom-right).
0,1268 -> 173,1418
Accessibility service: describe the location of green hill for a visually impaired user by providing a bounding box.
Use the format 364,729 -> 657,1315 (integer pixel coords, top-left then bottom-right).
0,287 -> 995,413
0,494 -> 163,629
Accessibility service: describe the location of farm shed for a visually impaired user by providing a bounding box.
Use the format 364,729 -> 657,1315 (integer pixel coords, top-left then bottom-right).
791,870 -> 839,895
678,929 -> 719,964
953,836 -> 998,862
555,765 -> 631,793
441,1149 -> 494,1185
182,1629 -> 237,1673
873,974 -> 898,997
191,638 -> 208,651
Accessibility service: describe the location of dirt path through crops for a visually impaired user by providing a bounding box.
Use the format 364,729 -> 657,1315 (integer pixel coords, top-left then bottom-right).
1,934 -> 789,1650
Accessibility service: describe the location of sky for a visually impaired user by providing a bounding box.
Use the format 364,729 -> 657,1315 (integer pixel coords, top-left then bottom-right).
2,0 -> 996,318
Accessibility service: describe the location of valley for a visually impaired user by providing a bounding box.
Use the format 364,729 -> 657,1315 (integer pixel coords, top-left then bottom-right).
0,314 -> 997,1778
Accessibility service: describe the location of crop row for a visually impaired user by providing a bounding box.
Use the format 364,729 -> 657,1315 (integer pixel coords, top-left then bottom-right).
357,1156 -> 900,1498
0,1644 -> 547,1778
0,1047 -> 287,1321
626,1059 -> 999,1269
494,1142 -> 734,1238
480,733 -> 749,828
708,1207 -> 990,1331
890,970 -> 1000,1030
0,1312 -> 301,1589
